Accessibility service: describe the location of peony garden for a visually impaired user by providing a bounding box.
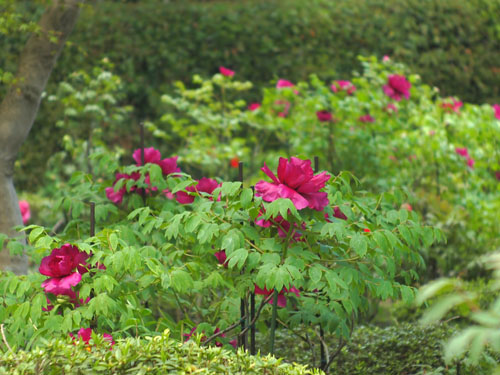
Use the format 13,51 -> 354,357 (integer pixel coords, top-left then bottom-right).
1,1 -> 500,374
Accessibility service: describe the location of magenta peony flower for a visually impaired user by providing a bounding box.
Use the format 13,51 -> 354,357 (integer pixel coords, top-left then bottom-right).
214,250 -> 228,267
383,74 -> 411,101
325,206 -> 348,222
493,104 -> 500,120
316,110 -> 333,122
386,103 -> 398,113
275,100 -> 291,118
441,98 -> 463,113
255,157 -> 330,211
105,172 -> 140,204
276,79 -> 298,94
455,147 -> 469,158
18,200 -> 30,224
219,66 -> 235,77
248,103 -> 261,111
359,114 -> 375,123
176,177 -> 220,204
133,147 -> 161,165
495,171 -> 500,181
254,284 -> 300,308
331,80 -> 356,95
255,212 -> 305,241
70,328 -> 114,347
39,244 -> 92,297
467,158 -> 475,169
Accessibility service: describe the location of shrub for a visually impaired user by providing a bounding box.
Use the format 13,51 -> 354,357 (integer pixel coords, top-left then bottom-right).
0,330 -> 323,374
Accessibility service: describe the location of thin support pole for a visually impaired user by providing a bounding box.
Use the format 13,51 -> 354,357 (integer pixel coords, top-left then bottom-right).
139,122 -> 146,202
250,292 -> 256,355
269,289 -> 279,354
89,202 -> 95,237
238,161 -> 247,350
314,155 -> 319,173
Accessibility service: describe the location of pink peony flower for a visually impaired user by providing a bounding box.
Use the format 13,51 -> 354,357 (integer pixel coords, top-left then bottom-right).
39,244 -> 89,279
248,103 -> 261,111
386,103 -> 398,113
255,157 -> 330,211
455,147 -> 469,158
441,98 -> 463,113
18,200 -> 30,224
331,80 -> 356,95
254,284 -> 300,308
214,250 -> 228,267
105,172 -> 140,204
383,74 -> 411,101
383,55 -> 390,62
219,66 -> 235,77
70,328 -> 114,347
163,189 -> 175,200
493,104 -> 500,120
276,79 -> 298,94
275,100 -> 291,118
133,148 -> 181,176
325,206 -> 348,221
467,158 -> 475,169
359,114 -> 375,123
41,272 -> 81,299
176,177 -> 220,204
255,212 -> 305,242
316,110 -> 333,122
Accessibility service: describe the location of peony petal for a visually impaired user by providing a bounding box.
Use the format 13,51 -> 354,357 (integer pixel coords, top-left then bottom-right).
261,163 -> 280,184
301,191 -> 329,211
133,147 -> 161,166
277,185 -> 310,210
255,181 -> 282,202
42,272 -> 81,297
176,191 -> 195,204
297,171 -> 330,194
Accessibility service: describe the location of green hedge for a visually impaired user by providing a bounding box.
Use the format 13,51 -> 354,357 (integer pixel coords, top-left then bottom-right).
52,0 -> 500,113
0,330 -> 322,375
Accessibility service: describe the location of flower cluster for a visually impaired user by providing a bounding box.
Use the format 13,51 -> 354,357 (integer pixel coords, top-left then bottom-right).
70,328 -> 114,350
441,98 -> 463,113
106,147 -> 180,204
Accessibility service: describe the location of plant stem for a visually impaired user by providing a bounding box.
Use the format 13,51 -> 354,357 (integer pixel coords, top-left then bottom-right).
269,289 -> 279,354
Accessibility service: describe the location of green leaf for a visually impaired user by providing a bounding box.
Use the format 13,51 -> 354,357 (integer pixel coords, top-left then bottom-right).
240,188 -> 253,208
309,266 -> 322,284
350,234 -> 367,257
171,179 -> 194,194
220,181 -> 241,197
109,233 -> 118,251
227,248 -> 248,270
28,227 -> 44,244
170,269 -> 194,292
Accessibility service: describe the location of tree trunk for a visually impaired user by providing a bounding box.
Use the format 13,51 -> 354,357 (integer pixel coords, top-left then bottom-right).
0,0 -> 84,274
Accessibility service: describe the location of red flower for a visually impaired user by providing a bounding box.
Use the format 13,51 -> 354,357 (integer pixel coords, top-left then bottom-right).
359,114 -> 375,123
18,200 -> 30,225
39,244 -> 89,279
363,228 -> 371,233
105,172 -> 140,204
495,171 -> 500,181
331,80 -> 356,95
133,148 -> 181,176
492,104 -> 500,120
254,284 -> 300,308
219,66 -> 235,77
401,203 -> 413,211
383,74 -> 411,101
441,98 -> 463,113
176,177 -> 220,204
230,157 -> 240,169
248,103 -> 261,111
255,157 -> 330,211
316,110 -> 333,122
